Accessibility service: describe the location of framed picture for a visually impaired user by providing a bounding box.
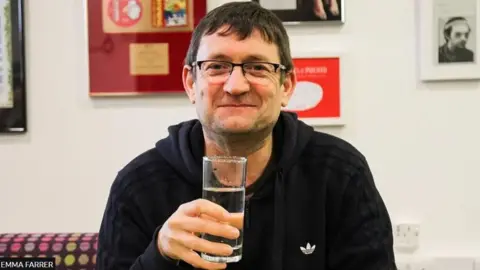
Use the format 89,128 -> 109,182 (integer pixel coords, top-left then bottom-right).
86,0 -> 206,96
283,51 -> 346,126
418,0 -> 480,81
252,0 -> 344,24
0,0 -> 26,133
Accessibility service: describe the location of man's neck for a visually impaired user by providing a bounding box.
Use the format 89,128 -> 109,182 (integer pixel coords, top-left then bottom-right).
203,129 -> 273,187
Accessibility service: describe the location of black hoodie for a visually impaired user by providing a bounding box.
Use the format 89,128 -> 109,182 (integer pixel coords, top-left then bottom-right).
96,112 -> 396,270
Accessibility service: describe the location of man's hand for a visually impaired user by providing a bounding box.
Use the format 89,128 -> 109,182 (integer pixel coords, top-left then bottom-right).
157,199 -> 241,269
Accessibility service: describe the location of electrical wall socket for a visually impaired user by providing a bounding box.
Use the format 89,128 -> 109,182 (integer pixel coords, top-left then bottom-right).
411,260 -> 433,270
394,223 -> 420,252
396,257 -> 433,270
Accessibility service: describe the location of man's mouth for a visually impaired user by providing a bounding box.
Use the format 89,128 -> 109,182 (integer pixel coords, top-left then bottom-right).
218,104 -> 256,107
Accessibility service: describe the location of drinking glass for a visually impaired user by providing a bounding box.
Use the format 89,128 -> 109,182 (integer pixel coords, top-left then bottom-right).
200,156 -> 247,263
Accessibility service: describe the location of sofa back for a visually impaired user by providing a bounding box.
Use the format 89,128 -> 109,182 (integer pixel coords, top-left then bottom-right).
0,233 -> 98,269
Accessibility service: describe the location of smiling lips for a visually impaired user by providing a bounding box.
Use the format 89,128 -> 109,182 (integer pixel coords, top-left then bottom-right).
218,104 -> 256,108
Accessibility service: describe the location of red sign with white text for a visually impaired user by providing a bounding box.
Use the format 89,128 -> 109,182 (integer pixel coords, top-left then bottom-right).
284,57 -> 340,118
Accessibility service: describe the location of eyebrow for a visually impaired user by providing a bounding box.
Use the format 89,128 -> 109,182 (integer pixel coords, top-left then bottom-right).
206,53 -> 272,62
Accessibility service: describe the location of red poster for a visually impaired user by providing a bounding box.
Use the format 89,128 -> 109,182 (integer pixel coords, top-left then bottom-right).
87,0 -> 207,96
284,57 -> 341,123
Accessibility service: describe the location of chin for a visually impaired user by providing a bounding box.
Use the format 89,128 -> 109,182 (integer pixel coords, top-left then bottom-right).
214,116 -> 256,134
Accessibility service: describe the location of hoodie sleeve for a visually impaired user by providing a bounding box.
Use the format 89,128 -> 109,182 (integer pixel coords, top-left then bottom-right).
327,163 -> 397,270
96,179 -> 191,270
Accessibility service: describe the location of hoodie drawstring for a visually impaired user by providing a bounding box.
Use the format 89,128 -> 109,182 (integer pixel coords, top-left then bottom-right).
272,169 -> 285,270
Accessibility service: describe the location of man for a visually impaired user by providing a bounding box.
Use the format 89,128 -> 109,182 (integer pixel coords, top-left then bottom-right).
439,16 -> 475,63
96,2 -> 396,270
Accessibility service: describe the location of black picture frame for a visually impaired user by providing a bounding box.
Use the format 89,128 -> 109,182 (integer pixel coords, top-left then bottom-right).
0,0 -> 26,134
253,0 -> 344,24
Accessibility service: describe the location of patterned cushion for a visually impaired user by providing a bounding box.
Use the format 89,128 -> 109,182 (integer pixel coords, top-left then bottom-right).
0,233 -> 98,270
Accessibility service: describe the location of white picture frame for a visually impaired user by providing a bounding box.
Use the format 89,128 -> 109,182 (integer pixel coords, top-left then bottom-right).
284,50 -> 348,127
418,0 -> 480,81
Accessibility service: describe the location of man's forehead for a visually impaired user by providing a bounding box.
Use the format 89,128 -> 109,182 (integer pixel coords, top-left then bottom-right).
210,25 -> 266,39
204,52 -> 274,62
198,28 -> 280,61
200,27 -> 271,46
451,22 -> 470,32
453,24 -> 469,33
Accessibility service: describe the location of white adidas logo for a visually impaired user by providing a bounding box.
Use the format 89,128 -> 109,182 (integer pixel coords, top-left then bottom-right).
300,242 -> 315,255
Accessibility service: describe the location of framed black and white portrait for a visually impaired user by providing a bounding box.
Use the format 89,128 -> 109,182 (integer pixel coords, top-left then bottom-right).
437,16 -> 476,64
252,0 -> 344,24
418,0 -> 480,81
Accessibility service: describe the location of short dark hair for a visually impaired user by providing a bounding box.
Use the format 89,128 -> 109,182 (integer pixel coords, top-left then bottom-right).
184,1 -> 293,73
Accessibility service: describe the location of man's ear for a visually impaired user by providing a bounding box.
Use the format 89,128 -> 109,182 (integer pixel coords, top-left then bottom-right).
280,70 -> 296,107
182,65 -> 195,104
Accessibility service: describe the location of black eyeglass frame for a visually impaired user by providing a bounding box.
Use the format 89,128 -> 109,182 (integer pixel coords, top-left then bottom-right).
190,60 -> 287,74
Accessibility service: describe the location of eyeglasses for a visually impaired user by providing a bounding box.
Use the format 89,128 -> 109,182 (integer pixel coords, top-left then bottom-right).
191,60 -> 287,85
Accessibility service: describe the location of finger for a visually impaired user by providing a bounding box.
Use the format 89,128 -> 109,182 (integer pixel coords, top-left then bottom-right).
201,213 -> 244,230
172,230 -> 233,256
225,212 -> 244,230
180,199 -> 230,221
171,215 -> 239,240
172,241 -> 227,270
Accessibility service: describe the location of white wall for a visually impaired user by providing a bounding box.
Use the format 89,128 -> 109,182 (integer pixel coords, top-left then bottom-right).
1,0 -> 480,260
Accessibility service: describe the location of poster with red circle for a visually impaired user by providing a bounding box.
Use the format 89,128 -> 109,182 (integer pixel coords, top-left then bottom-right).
106,0 -> 143,28
283,57 -> 343,126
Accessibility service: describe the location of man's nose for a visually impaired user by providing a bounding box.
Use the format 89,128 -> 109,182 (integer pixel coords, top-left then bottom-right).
223,67 -> 250,95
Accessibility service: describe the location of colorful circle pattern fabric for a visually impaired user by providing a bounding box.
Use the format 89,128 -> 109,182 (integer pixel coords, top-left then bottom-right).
0,233 -> 98,270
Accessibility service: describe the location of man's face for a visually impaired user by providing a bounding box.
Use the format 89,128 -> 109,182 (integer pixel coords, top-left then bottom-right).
447,23 -> 470,48
182,26 -> 295,135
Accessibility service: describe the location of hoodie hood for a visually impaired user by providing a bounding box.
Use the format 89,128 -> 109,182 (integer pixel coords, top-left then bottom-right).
155,111 -> 314,270
155,111 -> 314,185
